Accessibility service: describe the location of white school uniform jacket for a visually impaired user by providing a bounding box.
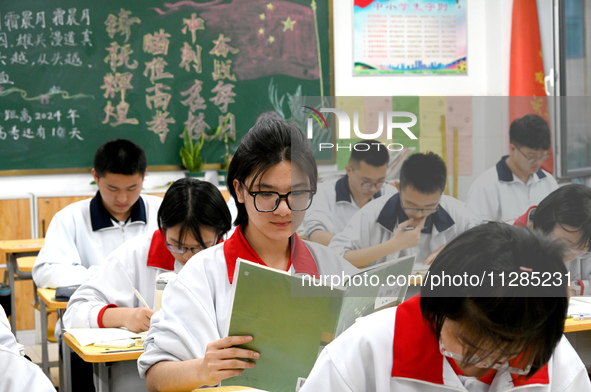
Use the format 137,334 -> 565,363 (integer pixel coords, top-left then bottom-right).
301,296 -> 591,392
303,175 -> 397,238
466,156 -> 558,223
0,345 -> 56,392
63,229 -> 180,392
329,193 -> 479,267
0,306 -> 22,356
137,226 -> 358,379
33,192 -> 162,288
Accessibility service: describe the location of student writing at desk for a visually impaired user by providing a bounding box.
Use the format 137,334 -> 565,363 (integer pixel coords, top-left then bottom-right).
303,140 -> 396,245
138,119 -> 357,391
32,139 -> 162,391
32,139 -> 163,288
513,184 -> 591,296
303,223 -> 591,392
63,178 -> 231,392
467,114 -> 558,223
329,152 -> 478,269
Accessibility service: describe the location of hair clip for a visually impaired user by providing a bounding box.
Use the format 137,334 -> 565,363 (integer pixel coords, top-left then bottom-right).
519,266 -> 533,272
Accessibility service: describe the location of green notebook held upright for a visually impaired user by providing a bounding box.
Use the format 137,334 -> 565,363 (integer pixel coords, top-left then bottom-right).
224,254 -> 415,392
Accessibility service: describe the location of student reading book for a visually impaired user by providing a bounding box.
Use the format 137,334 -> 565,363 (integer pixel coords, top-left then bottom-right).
225,255 -> 414,391
138,119 -> 358,391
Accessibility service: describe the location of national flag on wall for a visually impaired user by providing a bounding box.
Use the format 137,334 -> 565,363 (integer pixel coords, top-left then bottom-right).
509,0 -> 553,173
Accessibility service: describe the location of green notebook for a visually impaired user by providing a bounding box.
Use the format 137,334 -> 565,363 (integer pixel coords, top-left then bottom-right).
224,254 -> 415,391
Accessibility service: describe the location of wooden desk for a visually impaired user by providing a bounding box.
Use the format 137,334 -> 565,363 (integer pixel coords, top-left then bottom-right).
195,387 -> 252,391
0,238 -> 44,334
64,331 -> 143,392
37,288 -> 66,380
564,317 -> 591,333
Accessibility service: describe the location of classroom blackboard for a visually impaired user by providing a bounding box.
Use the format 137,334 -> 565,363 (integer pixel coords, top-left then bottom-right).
0,0 -> 333,174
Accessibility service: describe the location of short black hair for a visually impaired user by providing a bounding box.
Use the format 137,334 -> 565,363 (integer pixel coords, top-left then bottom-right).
227,119 -> 318,227
349,140 -> 390,167
421,222 -> 568,377
399,152 -> 446,194
509,114 -> 551,151
93,139 -> 147,177
158,178 -> 231,248
532,184 -> 591,250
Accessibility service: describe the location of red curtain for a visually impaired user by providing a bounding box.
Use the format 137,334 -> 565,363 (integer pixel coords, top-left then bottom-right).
509,0 -> 553,173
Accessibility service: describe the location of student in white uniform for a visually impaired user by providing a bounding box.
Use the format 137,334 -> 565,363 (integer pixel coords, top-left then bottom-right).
514,184 -> 591,296
33,139 -> 162,289
32,139 -> 162,392
138,119 -> 358,391
467,114 -> 558,223
303,140 -> 397,245
62,178 -> 231,392
0,345 -> 56,392
0,306 -> 23,356
303,222 -> 591,392
330,152 -> 478,268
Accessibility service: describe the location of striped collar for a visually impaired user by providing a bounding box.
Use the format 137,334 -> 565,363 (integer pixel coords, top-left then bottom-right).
376,193 -> 455,234
335,175 -> 382,203
496,156 -> 547,182
89,191 -> 147,231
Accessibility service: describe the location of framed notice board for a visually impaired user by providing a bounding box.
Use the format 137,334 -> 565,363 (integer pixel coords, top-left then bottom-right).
0,0 -> 333,174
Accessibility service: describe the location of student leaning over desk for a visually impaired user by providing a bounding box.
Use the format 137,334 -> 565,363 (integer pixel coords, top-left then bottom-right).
302,223 -> 591,392
514,184 -> 591,296
138,119 -> 358,391
329,152 -> 479,269
62,178 -> 231,392
32,139 -> 163,289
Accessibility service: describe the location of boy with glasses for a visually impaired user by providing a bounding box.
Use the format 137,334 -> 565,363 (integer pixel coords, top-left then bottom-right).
467,114 -> 558,223
303,140 -> 396,245
302,223 -> 591,392
329,152 -> 478,268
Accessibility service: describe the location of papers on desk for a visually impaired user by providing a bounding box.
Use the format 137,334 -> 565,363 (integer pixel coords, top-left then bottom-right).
66,328 -> 143,347
568,297 -> 591,318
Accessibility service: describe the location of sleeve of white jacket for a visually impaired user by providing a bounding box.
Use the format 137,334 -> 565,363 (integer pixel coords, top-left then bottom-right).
466,176 -> 501,223
32,211 -> 90,289
0,346 -> 56,392
328,207 -> 373,257
0,307 -> 22,355
137,265 -> 222,379
63,254 -> 138,329
303,185 -> 334,238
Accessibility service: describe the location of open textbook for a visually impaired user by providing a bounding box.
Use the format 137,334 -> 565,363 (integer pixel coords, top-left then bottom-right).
223,254 -> 415,392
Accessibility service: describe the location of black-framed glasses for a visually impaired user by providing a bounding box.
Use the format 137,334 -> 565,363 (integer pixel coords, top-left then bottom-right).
249,190 -> 316,212
165,242 -> 210,255
361,180 -> 386,190
515,145 -> 550,164
401,204 -> 439,215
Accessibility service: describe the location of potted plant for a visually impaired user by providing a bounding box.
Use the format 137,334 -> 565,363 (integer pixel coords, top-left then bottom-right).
180,127 -> 205,177
212,117 -> 235,185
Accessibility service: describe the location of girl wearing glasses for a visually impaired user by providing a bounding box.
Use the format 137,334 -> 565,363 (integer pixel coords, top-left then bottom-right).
514,184 -> 591,296
139,119 -> 357,391
63,178 -> 230,391
302,223 -> 591,392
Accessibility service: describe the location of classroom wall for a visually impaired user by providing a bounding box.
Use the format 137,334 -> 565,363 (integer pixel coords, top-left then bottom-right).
0,0 -> 557,202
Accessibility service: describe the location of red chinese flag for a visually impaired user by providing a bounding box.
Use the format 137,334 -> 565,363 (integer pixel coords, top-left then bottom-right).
509,0 -> 553,173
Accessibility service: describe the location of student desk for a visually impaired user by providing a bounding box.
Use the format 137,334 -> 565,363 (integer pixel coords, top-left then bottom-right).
195,387 -> 253,391
564,318 -> 591,333
36,288 -> 66,380
63,331 -> 143,392
0,238 -> 44,334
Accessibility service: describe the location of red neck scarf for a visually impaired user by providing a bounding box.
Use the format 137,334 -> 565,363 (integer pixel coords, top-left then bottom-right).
223,225 -> 319,284
146,229 -> 176,271
392,296 -> 549,386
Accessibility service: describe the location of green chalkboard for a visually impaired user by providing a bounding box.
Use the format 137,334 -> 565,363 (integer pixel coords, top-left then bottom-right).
0,0 -> 333,174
